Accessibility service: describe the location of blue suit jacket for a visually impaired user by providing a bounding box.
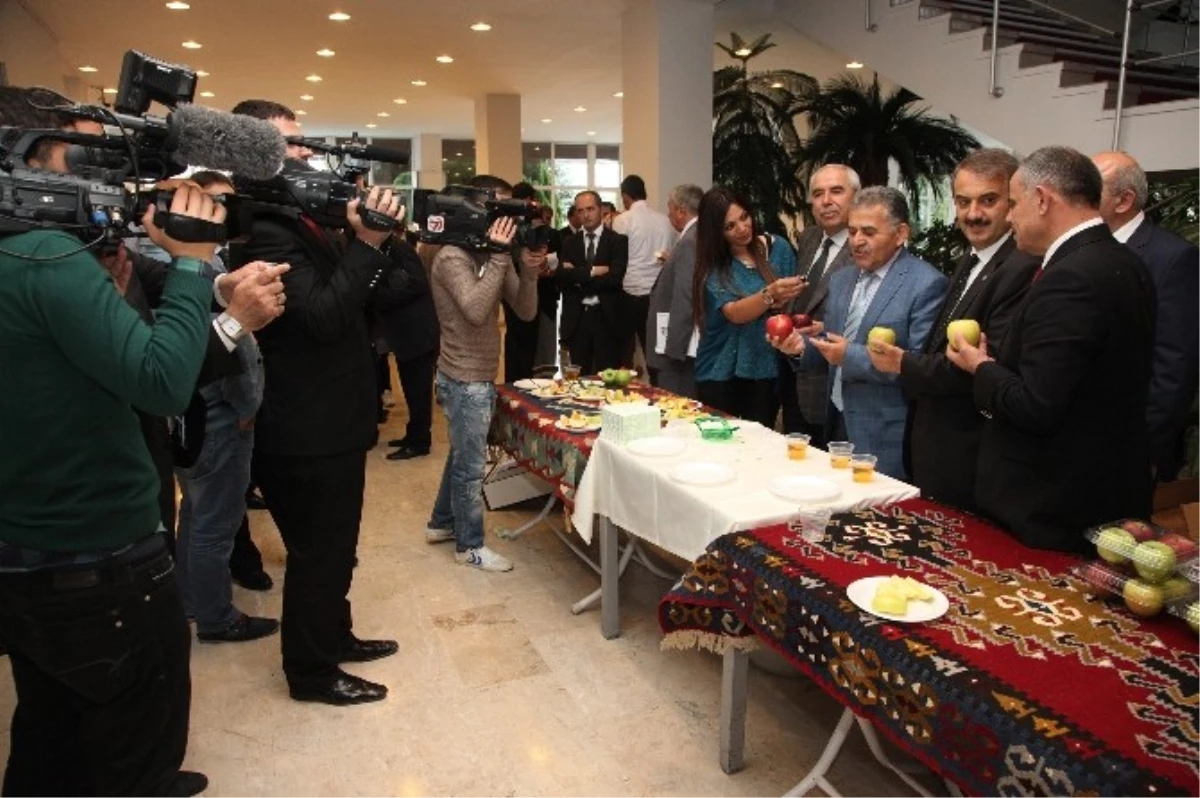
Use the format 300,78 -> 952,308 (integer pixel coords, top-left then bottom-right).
795,247 -> 947,479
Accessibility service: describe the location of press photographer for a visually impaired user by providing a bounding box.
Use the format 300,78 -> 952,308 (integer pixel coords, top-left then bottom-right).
230,99 -> 405,707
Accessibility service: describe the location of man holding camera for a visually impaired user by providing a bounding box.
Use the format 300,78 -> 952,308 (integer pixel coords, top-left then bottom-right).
232,99 -> 404,706
0,86 -> 281,796
425,175 -> 540,572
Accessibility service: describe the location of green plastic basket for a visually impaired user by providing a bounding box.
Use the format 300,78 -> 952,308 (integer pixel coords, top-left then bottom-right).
694,416 -> 738,441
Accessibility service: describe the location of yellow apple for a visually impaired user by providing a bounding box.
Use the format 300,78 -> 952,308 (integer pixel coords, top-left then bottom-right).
867,327 -> 896,348
947,319 -> 981,350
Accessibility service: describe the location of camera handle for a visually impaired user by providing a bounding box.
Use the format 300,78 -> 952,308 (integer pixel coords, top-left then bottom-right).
355,190 -> 402,233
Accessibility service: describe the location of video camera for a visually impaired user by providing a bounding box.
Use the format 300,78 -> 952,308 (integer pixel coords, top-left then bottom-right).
416,185 -> 545,253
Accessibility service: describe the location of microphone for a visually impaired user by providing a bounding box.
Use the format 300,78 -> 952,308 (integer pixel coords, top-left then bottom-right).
166,104 -> 286,180
286,136 -> 409,166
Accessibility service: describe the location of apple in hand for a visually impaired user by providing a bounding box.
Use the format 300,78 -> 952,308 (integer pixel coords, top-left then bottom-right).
1133,540 -> 1177,583
1095,527 -> 1135,565
791,313 -> 813,329
765,314 -> 794,340
946,319 -> 981,351
867,327 -> 896,345
1123,578 -> 1165,617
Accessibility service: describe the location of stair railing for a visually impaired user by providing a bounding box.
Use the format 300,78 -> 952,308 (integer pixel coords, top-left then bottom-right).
1114,0 -> 1199,148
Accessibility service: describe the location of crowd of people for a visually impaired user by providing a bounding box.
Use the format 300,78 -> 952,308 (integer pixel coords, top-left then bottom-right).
0,75 -> 1195,796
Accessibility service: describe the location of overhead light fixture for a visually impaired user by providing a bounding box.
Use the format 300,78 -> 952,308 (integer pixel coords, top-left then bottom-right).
393,98 -> 407,105
329,11 -> 350,21
470,22 -> 491,32
540,118 -> 552,124
316,48 -> 335,57
296,109 -> 307,115
771,82 -> 783,88
587,131 -> 596,136
199,91 -> 215,97
456,151 -> 463,157
613,91 -> 623,98
574,106 -> 586,112
103,87 -> 118,94
411,79 -> 427,87
366,123 -> 377,128
306,74 -> 322,82
734,47 -> 752,56
196,70 -> 210,77
300,94 -> 314,101
78,66 -> 98,72
846,60 -> 864,69
165,1 -> 189,8
182,40 -> 202,49
377,111 -> 390,117
436,55 -> 454,64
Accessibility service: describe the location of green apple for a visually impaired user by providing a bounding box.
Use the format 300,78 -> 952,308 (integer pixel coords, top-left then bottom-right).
1133,540 -> 1177,584
600,368 -> 617,385
867,327 -> 896,346
614,368 -> 633,388
946,319 -> 981,351
1095,527 -> 1135,565
1186,602 -> 1199,633
1123,579 -> 1165,617
1161,576 -> 1194,603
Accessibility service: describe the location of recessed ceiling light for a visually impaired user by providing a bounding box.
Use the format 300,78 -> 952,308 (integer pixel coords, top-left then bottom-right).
103,87 -> 118,94
296,109 -> 307,115
455,152 -> 463,157
587,131 -> 596,136
470,22 -> 491,32
305,74 -> 322,82
436,55 -> 454,64
199,91 -> 215,98
78,66 -> 98,72
329,11 -> 350,21
366,123 -> 377,128
574,106 -> 587,113
442,157 -> 447,161
377,111 -> 390,117
613,91 -> 623,98
770,82 -> 783,88
182,40 -> 202,49
316,48 -> 335,57
411,79 -> 427,87
300,94 -> 314,101
846,61 -> 864,69
734,47 -> 752,56
540,118 -> 552,123
533,146 -> 540,151
196,70 -> 209,77
165,1 -> 189,8
393,98 -> 407,105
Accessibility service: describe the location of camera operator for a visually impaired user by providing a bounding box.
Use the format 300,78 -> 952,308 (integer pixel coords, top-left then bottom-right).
424,175 -> 539,573
231,99 -> 403,706
0,86 -> 244,796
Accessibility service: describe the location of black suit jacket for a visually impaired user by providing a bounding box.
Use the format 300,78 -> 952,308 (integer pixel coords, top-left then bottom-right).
1125,218 -> 1199,478
555,227 -> 628,340
897,236 -> 1039,510
973,224 -> 1156,553
371,239 -> 438,362
237,214 -> 391,458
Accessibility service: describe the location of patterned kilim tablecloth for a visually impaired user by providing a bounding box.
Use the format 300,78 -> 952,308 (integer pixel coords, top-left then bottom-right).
658,497 -> 1200,796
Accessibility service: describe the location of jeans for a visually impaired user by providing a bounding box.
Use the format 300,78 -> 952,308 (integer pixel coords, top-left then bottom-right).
175,424 -> 253,634
429,372 -> 495,552
0,536 -> 192,796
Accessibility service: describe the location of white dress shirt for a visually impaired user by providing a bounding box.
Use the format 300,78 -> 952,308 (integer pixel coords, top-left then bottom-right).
1042,217 -> 1106,268
807,227 -> 849,278
961,230 -> 1012,297
613,199 -> 677,297
1112,211 -> 1146,244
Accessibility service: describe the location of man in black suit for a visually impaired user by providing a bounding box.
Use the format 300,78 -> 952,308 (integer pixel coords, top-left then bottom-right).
557,190 -> 629,373
1094,150 -> 1199,482
947,146 -> 1156,553
786,164 -> 859,444
869,149 -> 1039,512
233,99 -> 402,706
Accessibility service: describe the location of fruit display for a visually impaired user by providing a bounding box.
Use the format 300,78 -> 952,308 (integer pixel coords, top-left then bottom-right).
765,314 -> 794,340
1167,599 -> 1200,634
1077,519 -> 1200,626
599,368 -> 635,389
655,396 -> 704,422
946,319 -> 981,350
603,389 -> 648,405
557,410 -> 600,430
532,381 -> 571,398
871,576 -> 934,616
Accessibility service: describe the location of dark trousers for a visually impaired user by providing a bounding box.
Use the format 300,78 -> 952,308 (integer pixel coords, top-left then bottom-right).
254,449 -> 366,687
828,404 -> 849,443
0,536 -> 192,796
696,377 -> 780,430
503,301 -> 539,383
567,307 -> 624,375
397,350 -> 436,449
229,514 -> 264,577
622,292 -> 651,366
777,353 -> 804,434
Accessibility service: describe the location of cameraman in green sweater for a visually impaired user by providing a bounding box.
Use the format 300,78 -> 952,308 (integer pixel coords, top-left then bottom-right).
0,88 -> 276,796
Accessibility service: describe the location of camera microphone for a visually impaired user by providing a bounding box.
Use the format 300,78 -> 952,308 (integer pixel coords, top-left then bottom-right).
285,136 -> 409,167
166,104 -> 286,180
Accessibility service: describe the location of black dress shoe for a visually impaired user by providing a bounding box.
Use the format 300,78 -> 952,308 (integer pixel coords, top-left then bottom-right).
289,670 -> 388,705
386,445 -> 430,461
165,770 -> 208,797
341,635 -> 399,663
231,569 -> 274,591
387,437 -> 408,448
197,614 -> 280,643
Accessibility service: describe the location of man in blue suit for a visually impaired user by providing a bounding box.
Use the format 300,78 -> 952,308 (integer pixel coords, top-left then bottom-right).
1093,151 -> 1198,483
771,187 -> 947,479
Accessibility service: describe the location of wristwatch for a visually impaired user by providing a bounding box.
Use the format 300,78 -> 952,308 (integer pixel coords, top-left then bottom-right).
216,312 -> 246,343
761,287 -> 774,308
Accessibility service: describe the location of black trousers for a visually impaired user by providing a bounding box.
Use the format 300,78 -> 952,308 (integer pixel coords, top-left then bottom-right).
696,377 -> 780,430
0,536 -> 192,796
777,353 -> 805,434
254,449 -> 366,687
229,514 -> 264,577
503,302 -> 539,383
567,307 -> 624,375
397,350 -> 435,449
622,292 -> 651,366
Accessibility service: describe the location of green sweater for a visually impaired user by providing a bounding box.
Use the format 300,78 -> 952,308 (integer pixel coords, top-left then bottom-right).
0,230 -> 213,552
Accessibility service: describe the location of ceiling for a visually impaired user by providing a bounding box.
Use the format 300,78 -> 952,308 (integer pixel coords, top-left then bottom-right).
30,0 -> 635,143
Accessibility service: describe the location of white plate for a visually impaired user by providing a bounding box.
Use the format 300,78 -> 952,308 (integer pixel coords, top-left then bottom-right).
514,378 -> 553,391
626,436 -> 687,457
669,461 -> 736,486
554,419 -> 601,434
846,576 -> 950,623
768,475 -> 842,504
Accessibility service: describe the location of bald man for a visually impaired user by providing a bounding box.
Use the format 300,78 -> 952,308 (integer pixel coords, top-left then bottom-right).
1093,151 -> 1199,482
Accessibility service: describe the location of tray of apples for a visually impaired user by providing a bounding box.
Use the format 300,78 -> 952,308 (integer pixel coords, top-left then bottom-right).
1074,519 -> 1200,622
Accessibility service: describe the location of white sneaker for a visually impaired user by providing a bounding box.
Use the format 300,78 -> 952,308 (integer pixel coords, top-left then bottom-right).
454,546 -> 513,572
425,526 -> 455,544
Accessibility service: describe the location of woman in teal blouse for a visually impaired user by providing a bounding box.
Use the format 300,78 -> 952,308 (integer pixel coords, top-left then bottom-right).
691,187 -> 804,428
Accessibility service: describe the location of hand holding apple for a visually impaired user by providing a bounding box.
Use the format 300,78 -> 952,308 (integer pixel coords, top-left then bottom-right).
765,314 -> 794,340
867,340 -> 904,374
945,329 -> 991,374
946,319 -> 981,351
767,329 -> 805,356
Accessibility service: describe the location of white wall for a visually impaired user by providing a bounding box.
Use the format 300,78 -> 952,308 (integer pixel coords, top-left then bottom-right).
0,0 -> 73,95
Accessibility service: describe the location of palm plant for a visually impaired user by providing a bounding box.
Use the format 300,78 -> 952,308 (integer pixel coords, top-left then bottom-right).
798,73 -> 979,220
712,33 -> 817,236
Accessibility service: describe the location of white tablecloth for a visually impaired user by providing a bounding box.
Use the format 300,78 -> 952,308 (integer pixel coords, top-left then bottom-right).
571,421 -> 920,561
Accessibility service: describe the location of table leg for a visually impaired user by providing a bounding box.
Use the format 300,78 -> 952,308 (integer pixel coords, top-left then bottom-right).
496,492 -> 558,540
855,717 -> 935,797
570,537 -> 636,615
630,541 -> 680,580
599,515 -> 620,639
784,707 -> 855,797
719,647 -> 749,774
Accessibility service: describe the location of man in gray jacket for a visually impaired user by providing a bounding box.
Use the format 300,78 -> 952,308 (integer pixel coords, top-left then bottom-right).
644,184 -> 703,397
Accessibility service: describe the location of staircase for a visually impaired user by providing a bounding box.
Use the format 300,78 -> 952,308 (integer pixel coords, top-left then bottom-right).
776,0 -> 1199,170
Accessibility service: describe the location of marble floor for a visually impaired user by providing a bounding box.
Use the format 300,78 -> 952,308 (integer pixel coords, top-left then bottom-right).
0,399 -> 944,797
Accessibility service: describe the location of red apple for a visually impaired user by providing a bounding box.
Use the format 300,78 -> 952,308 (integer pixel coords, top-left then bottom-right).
765,314 -> 794,340
1159,533 -> 1199,561
791,313 -> 813,329
1121,519 -> 1158,542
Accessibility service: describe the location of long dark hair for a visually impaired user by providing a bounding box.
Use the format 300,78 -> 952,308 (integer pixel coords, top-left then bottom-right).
692,186 -> 776,327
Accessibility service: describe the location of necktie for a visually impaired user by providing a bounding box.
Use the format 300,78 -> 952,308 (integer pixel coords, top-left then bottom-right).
831,272 -> 877,411
586,232 -> 596,265
796,237 -> 834,309
1032,265 -> 1045,284
936,254 -> 980,344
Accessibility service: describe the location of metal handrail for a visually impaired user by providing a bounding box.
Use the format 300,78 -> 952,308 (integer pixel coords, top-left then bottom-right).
1113,0 -> 1198,148
866,0 -> 878,32
1020,0 -> 1119,37
989,0 -> 1004,97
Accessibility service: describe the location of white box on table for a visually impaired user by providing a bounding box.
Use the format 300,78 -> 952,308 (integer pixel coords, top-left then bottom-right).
599,403 -> 660,444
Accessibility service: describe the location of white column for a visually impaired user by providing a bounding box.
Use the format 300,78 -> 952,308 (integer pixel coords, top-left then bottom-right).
474,93 -> 523,184
412,133 -> 445,190
621,0 -> 714,207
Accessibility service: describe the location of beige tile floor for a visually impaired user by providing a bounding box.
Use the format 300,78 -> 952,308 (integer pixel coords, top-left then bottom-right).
0,399 -> 943,797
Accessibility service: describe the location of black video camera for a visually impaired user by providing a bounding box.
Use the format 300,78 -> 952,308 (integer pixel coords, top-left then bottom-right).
417,185 -> 543,253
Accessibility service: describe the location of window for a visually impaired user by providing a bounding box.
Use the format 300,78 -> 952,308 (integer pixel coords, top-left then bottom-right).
442,139 -> 477,186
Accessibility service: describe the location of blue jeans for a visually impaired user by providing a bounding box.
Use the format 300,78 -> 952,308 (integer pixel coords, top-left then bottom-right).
429,373 -> 495,552
175,424 -> 253,634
